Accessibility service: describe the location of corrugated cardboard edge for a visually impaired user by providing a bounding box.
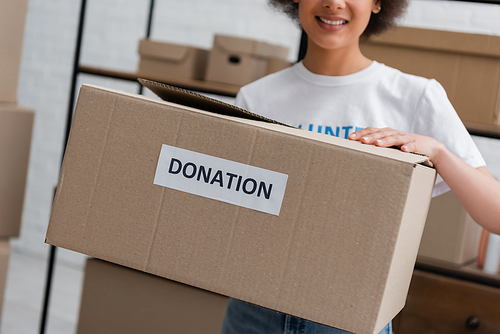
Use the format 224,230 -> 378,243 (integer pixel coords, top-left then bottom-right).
138,79 -> 434,168
138,78 -> 288,126
373,164 -> 436,332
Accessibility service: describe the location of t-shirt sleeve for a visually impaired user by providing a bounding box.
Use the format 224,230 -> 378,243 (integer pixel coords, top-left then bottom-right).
411,79 -> 486,197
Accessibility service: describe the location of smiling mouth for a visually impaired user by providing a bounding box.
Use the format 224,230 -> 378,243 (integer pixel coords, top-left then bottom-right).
317,17 -> 348,26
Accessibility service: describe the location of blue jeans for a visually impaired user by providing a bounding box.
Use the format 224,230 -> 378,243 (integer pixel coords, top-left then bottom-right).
221,298 -> 392,334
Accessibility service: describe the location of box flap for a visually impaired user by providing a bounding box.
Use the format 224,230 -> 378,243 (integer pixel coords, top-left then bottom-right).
138,78 -> 288,125
139,79 -> 433,168
139,39 -> 191,62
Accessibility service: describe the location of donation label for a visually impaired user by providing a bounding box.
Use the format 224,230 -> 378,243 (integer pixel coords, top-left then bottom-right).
154,145 -> 288,216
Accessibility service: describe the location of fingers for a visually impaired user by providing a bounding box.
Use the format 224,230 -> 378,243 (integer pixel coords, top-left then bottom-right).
349,127 -> 410,147
374,133 -> 415,149
348,127 -> 442,162
349,127 -> 397,144
348,127 -> 382,141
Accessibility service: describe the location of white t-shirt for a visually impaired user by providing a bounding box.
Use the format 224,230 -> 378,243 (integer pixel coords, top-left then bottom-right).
235,61 -> 486,197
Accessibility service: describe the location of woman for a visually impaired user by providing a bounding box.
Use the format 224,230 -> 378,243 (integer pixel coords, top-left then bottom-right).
221,1 -> 500,333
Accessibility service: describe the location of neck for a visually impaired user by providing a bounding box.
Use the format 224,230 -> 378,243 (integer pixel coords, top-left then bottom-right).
302,38 -> 372,76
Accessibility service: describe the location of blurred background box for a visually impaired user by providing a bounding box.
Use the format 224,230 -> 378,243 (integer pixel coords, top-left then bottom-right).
138,39 -> 209,81
266,57 -> 293,76
0,0 -> 29,103
0,104 -> 34,237
77,258 -> 229,334
205,34 -> 289,86
361,26 -> 500,127
418,191 -> 482,268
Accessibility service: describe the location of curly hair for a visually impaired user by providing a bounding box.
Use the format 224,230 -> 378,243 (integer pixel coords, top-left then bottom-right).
268,0 -> 409,38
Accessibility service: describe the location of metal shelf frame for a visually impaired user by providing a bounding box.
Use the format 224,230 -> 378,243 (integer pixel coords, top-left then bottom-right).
38,1 -> 156,333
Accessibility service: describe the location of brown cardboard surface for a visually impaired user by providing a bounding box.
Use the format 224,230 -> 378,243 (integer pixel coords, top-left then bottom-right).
138,39 -> 208,81
266,58 -> 293,75
78,258 -> 229,334
205,35 -> 289,86
360,26 -> 500,126
418,191 -> 481,267
0,0 -> 29,103
139,79 -> 289,126
46,84 -> 436,334
0,104 -> 34,237
0,239 -> 10,324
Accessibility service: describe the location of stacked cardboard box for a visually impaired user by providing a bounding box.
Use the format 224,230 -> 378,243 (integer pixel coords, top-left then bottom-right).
205,34 -> 290,86
360,26 -> 500,127
46,80 -> 437,334
0,0 -> 29,103
138,40 -> 209,81
0,105 -> 34,238
78,258 -> 229,334
137,35 -> 291,87
0,0 -> 34,324
0,0 -> 34,237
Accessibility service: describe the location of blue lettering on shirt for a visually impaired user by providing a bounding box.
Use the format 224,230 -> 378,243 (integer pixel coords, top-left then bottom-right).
299,124 -> 365,139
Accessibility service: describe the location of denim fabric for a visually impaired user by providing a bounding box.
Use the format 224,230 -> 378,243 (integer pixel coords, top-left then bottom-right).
221,298 -> 392,334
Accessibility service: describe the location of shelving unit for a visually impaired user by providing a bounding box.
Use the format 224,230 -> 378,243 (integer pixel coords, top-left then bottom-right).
416,258 -> 500,289
39,0 -> 500,333
79,65 -> 240,97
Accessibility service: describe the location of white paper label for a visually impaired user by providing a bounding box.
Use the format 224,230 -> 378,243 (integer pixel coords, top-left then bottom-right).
154,145 -> 288,216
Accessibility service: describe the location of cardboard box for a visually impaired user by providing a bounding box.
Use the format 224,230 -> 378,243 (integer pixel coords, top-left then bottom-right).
78,258 -> 229,334
0,239 -> 10,324
205,35 -> 289,86
360,26 -> 500,126
0,0 -> 29,103
0,104 -> 34,237
418,191 -> 482,267
266,57 -> 293,76
46,81 -> 436,334
138,39 -> 209,81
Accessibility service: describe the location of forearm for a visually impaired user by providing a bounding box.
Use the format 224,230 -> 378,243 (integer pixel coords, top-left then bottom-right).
433,146 -> 500,234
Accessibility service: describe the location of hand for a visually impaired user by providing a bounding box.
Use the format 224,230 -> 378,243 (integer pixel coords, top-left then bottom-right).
348,127 -> 445,164
350,128 -> 500,234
